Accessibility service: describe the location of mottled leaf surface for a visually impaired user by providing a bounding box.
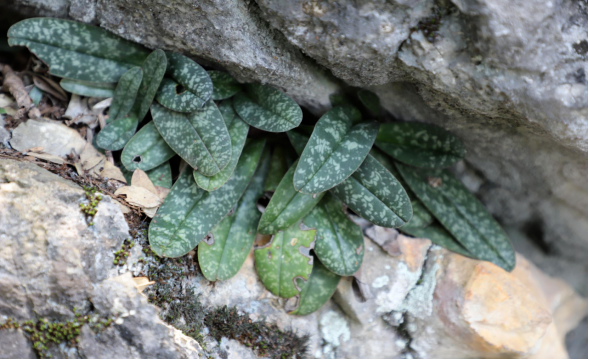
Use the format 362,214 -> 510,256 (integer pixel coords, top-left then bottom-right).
258,160 -> 325,235
233,84 -> 302,132
395,163 -> 515,271
254,221 -> 316,298
95,117 -> 138,151
331,155 -> 412,228
287,130 -> 310,156
400,223 -> 473,258
155,78 -> 205,113
149,140 -> 265,257
60,79 -> 115,98
376,122 -> 466,169
401,200 -> 434,229
209,71 -> 241,100
146,162 -> 173,189
108,66 -> 142,122
151,102 -> 231,176
198,149 -> 271,281
289,259 -> 341,316
194,114 -> 249,191
8,18 -> 148,82
294,107 -> 378,193
264,147 -> 289,193
357,89 -> 381,115
121,121 -> 175,172
303,194 -> 364,276
132,49 -> 167,122
166,52 -> 213,103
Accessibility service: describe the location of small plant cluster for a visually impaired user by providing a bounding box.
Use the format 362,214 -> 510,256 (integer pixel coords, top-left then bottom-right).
0,310 -> 114,359
79,185 -> 102,226
8,18 -> 515,316
113,239 -> 135,266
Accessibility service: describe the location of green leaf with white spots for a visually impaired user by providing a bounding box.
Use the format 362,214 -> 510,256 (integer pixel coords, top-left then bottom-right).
257,160 -> 325,235
108,66 -> 142,123
121,121 -> 176,172
155,78 -> 206,113
217,100 -> 237,123
8,18 -> 149,83
294,107 -> 379,194
146,162 -> 173,189
331,154 -> 413,228
95,117 -> 138,151
395,163 -> 515,271
198,148 -> 272,281
254,220 -> 316,298
376,122 -> 466,169
287,130 -> 310,155
288,131 -> 411,228
209,71 -> 241,100
60,79 -> 115,98
149,139 -> 265,257
289,258 -> 341,316
166,52 -> 213,103
400,223 -> 473,258
357,89 -> 381,115
302,194 -> 364,276
132,49 -> 167,122
401,200 -> 434,229
264,147 -> 290,193
151,102 -> 232,176
193,114 -> 249,191
233,84 -> 303,132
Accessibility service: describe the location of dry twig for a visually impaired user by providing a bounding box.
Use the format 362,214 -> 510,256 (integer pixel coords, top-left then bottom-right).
1,65 -> 31,111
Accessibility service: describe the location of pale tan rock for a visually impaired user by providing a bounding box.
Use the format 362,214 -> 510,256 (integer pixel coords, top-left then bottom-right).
10,119 -> 86,157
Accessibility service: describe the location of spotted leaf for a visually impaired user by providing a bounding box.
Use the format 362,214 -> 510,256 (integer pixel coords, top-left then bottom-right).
151,101 -> 232,176
198,149 -> 271,280
376,122 -> 466,169
155,78 -> 206,113
395,163 -> 515,271
233,84 -> 302,132
108,66 -> 142,122
254,220 -> 316,298
146,162 -> 173,189
401,223 -> 473,258
209,71 -> 241,100
149,139 -> 265,257
95,116 -> 138,151
132,49 -> 167,122
264,146 -> 291,193
166,52 -> 213,103
289,258 -> 341,316
257,160 -> 325,235
193,110 -> 249,191
8,18 -> 149,83
59,79 -> 115,98
401,200 -> 434,229
303,194 -> 364,276
121,121 -> 175,172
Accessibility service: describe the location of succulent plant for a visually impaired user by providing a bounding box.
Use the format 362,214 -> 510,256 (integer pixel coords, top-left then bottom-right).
8,17 -> 516,316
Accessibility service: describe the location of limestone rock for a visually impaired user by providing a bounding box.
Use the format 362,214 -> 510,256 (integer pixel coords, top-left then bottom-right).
9,119 -> 87,157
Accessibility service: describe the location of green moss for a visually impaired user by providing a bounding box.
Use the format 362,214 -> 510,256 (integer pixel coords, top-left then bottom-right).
79,186 -> 103,225
113,238 -> 135,266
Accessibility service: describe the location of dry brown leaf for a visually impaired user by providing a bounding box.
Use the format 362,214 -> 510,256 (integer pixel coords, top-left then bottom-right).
143,206 -> 158,218
132,277 -> 155,293
114,186 -> 161,208
33,75 -> 68,102
1,65 -> 31,110
27,146 -> 45,152
80,142 -> 106,171
93,98 -> 112,110
101,161 -> 127,183
63,94 -> 102,127
28,152 -> 64,164
155,186 -> 171,201
131,169 -> 158,195
0,94 -> 15,108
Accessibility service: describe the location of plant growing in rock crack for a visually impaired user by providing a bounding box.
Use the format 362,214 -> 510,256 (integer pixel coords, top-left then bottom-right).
8,18 -> 516,316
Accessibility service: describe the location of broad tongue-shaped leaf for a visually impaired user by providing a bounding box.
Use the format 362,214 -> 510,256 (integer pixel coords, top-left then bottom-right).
395,162 -> 515,271
145,162 -> 173,189
95,116 -> 138,151
375,122 -> 466,169
233,84 -> 303,132
132,49 -> 167,122
193,102 -> 249,191
198,149 -> 272,281
289,258 -> 341,316
254,220 -> 316,298
155,78 -> 207,113
294,106 -> 379,194
151,101 -> 232,176
59,79 -> 115,98
165,52 -> 213,103
208,71 -> 241,100
401,200 -> 434,229
400,223 -> 473,258
121,121 -> 176,172
303,193 -> 364,276
108,66 -> 143,123
257,160 -> 325,235
263,146 -> 291,193
8,18 -> 149,83
149,139 -> 265,257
